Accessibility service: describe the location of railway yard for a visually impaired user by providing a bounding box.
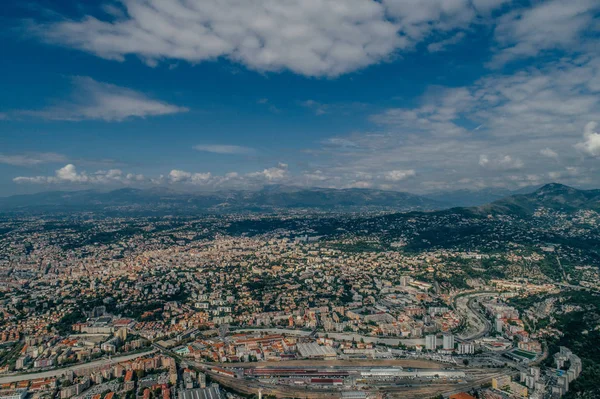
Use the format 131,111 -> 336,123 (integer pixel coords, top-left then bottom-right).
206,362 -> 511,399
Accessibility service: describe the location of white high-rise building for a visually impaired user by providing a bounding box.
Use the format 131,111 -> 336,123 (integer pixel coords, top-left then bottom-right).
458,343 -> 475,354
495,319 -> 504,332
443,334 -> 455,350
425,335 -> 437,351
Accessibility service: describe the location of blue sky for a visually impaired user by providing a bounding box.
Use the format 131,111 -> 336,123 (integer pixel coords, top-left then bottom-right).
1,0 -> 599,196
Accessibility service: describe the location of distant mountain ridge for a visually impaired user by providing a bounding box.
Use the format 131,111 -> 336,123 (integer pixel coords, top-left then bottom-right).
1,183 -> 597,215
425,185 -> 542,207
477,183 -> 600,216
0,185 -> 445,214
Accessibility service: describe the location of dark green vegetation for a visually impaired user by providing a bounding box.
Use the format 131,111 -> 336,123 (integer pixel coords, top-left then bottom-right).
478,183 -> 600,216
53,309 -> 85,335
550,292 -> 600,398
511,291 -> 600,398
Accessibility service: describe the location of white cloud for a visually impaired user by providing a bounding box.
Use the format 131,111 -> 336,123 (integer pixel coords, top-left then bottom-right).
14,164 -> 145,185
382,0 -> 490,40
477,155 -> 489,167
540,148 -> 558,159
548,171 -> 561,180
0,152 -> 66,166
21,77 -> 187,122
490,0 -> 600,67
306,56 -> 600,192
248,163 -> 289,181
33,0 -> 515,77
168,169 -> 212,183
14,163 -> 293,190
165,164 -> 289,187
323,138 -> 360,148
371,86 -> 474,137
303,170 -> 328,182
193,145 -> 255,155
479,154 -> 524,170
427,32 -> 466,53
346,181 -> 372,189
37,0 -> 400,77
22,0 -> 598,80
548,166 -> 581,180
383,169 -> 416,181
575,121 -> 600,157
56,164 -> 88,183
301,100 -> 329,115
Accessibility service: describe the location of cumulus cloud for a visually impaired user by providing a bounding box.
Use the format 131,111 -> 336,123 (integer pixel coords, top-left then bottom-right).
371,86 -> 474,137
383,169 -> 416,181
382,0 -> 509,40
548,166 -> 581,180
346,181 -> 372,189
490,0 -> 600,67
31,0 -> 515,77
575,122 -> 600,157
248,163 -> 289,181
21,77 -> 187,122
164,164 -> 288,187
540,148 -> 558,159
479,154 -> 524,171
14,164 -> 145,185
193,145 -> 255,155
36,0 -> 400,77
302,170 -> 329,182
427,32 -> 466,53
14,163 -> 292,190
301,100 -> 329,115
168,169 -> 212,183
0,152 -> 66,166
296,54 -> 600,192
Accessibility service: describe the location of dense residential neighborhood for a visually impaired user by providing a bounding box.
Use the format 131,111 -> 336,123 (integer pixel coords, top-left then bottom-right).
1,186 -> 599,398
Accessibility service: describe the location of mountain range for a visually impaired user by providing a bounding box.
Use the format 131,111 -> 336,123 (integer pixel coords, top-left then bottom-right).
0,183 -> 597,215
477,183 -> 600,216
0,186 -> 442,214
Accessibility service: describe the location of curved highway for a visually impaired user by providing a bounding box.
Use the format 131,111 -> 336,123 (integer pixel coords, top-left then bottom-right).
454,292 -> 496,341
0,349 -> 157,384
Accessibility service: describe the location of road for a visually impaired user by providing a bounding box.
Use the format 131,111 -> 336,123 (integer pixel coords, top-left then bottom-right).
465,297 -> 492,340
0,349 -> 157,384
233,328 -> 425,347
454,292 -> 496,341
209,358 -> 454,369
